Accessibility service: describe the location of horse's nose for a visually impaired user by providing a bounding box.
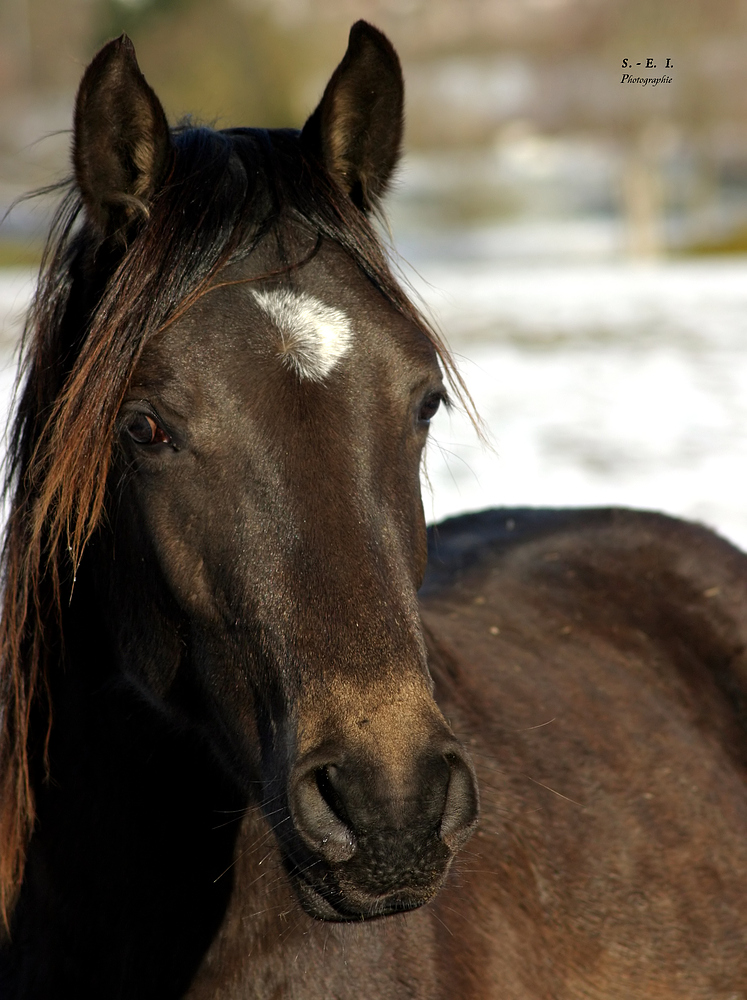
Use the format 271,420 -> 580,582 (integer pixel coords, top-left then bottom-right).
289,739 -> 479,866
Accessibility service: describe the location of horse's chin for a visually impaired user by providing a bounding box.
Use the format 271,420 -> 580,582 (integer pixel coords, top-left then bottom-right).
292,869 -> 442,922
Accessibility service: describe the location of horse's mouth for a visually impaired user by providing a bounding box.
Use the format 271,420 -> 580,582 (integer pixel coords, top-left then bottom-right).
276,807 -> 462,921
293,870 -> 440,922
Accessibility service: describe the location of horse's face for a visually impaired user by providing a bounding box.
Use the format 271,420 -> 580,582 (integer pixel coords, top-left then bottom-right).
109,234 -> 478,919
71,24 -> 478,922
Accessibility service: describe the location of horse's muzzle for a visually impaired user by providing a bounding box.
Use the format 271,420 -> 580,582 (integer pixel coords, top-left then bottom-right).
282,736 -> 479,920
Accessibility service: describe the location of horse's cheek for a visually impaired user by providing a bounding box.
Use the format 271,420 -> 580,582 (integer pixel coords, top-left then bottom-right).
169,540 -> 217,614
120,475 -> 226,625
410,502 -> 430,587
151,527 -> 225,624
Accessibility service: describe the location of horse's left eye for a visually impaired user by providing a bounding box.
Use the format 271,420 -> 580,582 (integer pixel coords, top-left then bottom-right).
126,413 -> 171,446
418,392 -> 443,424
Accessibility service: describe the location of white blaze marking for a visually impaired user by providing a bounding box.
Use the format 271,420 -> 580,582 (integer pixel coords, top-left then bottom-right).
252,289 -> 352,382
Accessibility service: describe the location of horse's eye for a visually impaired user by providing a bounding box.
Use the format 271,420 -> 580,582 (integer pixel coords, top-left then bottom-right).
126,413 -> 170,446
418,393 -> 443,424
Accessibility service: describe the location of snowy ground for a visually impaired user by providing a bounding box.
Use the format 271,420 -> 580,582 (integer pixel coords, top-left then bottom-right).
409,256 -> 747,550
3,257 -> 747,550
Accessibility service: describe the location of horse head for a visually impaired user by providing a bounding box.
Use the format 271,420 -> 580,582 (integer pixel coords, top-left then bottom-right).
3,23 -> 478,926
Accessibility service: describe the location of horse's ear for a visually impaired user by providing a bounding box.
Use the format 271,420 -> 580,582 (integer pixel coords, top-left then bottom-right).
301,21 -> 404,213
73,35 -> 172,239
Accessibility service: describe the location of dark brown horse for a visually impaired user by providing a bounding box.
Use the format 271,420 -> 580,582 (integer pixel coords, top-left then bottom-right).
1,22 -> 746,999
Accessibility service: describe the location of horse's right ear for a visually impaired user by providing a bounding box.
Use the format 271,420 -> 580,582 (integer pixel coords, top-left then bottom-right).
73,35 -> 171,240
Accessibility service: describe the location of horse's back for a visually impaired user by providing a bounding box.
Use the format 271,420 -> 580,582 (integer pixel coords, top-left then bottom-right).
422,507 -> 747,997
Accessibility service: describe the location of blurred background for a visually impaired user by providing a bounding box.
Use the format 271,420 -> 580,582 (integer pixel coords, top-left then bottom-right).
3,0 -> 747,545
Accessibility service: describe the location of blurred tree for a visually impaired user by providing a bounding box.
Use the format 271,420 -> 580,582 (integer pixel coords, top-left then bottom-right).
4,0 -> 747,252
93,0 -> 325,127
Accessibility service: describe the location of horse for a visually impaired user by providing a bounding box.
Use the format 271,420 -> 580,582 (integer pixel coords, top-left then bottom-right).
1,20 -> 746,999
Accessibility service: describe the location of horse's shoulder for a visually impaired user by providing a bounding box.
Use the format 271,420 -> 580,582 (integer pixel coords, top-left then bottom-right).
423,506 -> 747,603
422,509 -> 747,993
422,507 -> 747,762
422,505 -> 747,678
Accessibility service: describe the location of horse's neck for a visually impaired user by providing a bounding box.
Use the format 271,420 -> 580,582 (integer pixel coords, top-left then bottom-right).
187,805 -> 443,1000
11,592 -> 245,998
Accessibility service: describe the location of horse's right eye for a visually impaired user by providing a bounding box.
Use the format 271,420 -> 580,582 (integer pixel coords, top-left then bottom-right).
126,414 -> 170,446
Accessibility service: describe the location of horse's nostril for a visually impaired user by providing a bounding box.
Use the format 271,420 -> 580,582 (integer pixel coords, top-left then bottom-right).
291,743 -> 478,868
439,749 -> 480,848
291,764 -> 356,863
315,765 -> 351,829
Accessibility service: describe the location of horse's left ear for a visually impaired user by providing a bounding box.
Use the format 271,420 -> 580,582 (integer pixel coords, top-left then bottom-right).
301,21 -> 404,213
73,35 -> 172,240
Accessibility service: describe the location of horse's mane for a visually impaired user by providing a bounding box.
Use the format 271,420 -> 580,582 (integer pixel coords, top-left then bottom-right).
0,123 -> 469,930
